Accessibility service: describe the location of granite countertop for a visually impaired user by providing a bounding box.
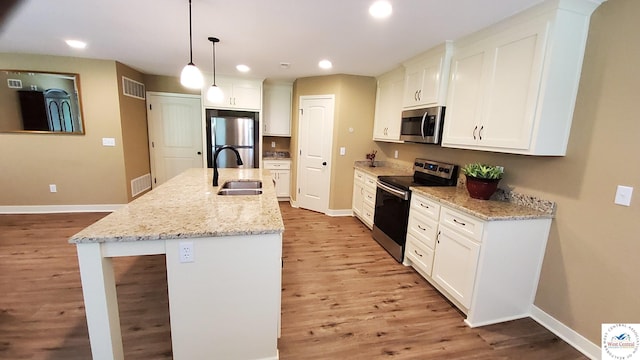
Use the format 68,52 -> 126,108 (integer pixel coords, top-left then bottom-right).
354,162 -> 414,177
69,168 -> 284,244
263,151 -> 291,160
411,186 -> 553,221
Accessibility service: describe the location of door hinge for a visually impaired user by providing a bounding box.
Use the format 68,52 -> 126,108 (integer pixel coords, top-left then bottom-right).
149,104 -> 152,110
151,141 -> 155,148
300,108 -> 303,115
298,188 -> 300,194
154,178 -> 157,184
299,149 -> 302,155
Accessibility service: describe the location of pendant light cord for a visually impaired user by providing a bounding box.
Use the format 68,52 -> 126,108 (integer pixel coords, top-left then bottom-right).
212,40 -> 217,85
188,0 -> 194,64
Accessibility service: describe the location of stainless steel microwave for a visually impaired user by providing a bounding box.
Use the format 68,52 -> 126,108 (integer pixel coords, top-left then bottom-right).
400,106 -> 445,144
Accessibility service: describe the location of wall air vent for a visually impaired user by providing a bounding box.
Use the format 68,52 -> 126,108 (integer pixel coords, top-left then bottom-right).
131,173 -> 152,198
122,76 -> 146,100
7,79 -> 22,89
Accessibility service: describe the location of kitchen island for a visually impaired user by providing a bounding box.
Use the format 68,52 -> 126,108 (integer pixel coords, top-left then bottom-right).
69,168 -> 284,360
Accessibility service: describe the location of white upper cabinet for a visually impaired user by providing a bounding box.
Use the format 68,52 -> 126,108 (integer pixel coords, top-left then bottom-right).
442,0 -> 604,156
373,67 -> 404,142
402,42 -> 453,109
263,83 -> 292,137
202,75 -> 262,110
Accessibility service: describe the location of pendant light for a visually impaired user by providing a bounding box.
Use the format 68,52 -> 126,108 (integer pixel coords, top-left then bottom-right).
206,37 -> 224,103
180,0 -> 203,89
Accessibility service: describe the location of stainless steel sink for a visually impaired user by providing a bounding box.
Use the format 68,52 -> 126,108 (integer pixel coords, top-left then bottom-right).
220,180 -> 262,190
217,189 -> 263,196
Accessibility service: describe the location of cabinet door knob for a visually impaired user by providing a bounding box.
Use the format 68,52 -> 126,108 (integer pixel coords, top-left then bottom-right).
322,162 -> 327,166
197,151 -> 202,155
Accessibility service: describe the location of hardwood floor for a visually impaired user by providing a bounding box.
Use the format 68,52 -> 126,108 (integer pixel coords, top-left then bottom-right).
0,204 -> 586,359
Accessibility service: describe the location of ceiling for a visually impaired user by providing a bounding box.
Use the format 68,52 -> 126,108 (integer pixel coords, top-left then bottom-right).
0,0 -> 543,82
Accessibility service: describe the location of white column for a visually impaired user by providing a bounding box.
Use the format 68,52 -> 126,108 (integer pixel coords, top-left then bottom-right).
76,243 -> 124,360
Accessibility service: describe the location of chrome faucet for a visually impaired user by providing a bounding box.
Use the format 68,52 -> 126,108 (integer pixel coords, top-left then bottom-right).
212,145 -> 243,186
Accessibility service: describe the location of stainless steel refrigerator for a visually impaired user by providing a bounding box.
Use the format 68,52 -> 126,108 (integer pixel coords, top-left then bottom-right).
205,109 -> 259,169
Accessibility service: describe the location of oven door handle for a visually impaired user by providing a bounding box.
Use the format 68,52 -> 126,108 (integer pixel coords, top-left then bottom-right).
377,181 -> 410,200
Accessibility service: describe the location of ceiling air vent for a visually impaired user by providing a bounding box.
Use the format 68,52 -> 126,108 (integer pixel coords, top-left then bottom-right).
122,76 -> 145,100
7,79 -> 22,89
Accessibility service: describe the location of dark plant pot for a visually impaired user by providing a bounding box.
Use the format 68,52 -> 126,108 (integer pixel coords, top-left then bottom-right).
465,176 -> 501,200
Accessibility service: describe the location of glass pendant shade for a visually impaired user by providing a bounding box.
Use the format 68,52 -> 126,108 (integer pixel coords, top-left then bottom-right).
181,63 -> 204,89
207,84 -> 224,103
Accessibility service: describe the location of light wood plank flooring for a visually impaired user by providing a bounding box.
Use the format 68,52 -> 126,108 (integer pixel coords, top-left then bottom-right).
0,203 -> 586,359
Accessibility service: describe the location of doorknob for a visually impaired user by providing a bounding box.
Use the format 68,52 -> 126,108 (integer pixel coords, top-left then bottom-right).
197,151 -> 202,155
322,162 -> 327,166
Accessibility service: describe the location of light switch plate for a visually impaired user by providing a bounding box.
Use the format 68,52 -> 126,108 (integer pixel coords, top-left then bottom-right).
340,147 -> 346,156
614,185 -> 633,206
102,138 -> 116,147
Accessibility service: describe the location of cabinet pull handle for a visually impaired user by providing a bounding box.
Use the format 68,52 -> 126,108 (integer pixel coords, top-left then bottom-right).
420,203 -> 429,209
417,89 -> 421,101
414,250 -> 423,258
473,125 -> 478,140
453,218 -> 466,226
437,231 -> 441,243
479,125 -> 484,140
417,225 -> 426,231
414,90 -> 418,101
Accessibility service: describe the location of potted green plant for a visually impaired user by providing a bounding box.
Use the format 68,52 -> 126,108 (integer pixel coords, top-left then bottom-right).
462,163 -> 504,200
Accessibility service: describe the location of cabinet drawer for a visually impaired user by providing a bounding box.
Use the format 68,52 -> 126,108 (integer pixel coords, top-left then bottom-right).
264,160 -> 291,170
354,169 -> 365,182
406,234 -> 435,276
363,188 -> 376,206
407,211 -> 438,249
362,203 -> 375,227
410,193 -> 440,220
440,207 -> 484,242
364,175 -> 377,189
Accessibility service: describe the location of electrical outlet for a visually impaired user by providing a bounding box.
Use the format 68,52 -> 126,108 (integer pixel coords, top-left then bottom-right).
394,150 -> 398,159
102,137 -> 116,147
49,184 -> 57,193
340,147 -> 346,155
614,185 -> 633,206
271,141 -> 276,148
179,242 -> 195,263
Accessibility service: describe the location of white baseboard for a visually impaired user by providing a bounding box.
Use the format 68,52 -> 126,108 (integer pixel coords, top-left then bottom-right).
530,305 -> 601,360
0,204 -> 125,214
326,208 -> 353,217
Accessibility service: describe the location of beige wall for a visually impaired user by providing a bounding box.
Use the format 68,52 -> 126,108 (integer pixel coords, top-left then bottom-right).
291,75 -> 377,210
263,136 -> 291,153
373,0 -> 639,344
116,62 -> 151,201
144,74 -> 200,95
0,54 -> 128,205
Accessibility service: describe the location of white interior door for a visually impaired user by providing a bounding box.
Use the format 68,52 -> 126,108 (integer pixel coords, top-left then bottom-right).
147,93 -> 202,187
297,95 -> 334,213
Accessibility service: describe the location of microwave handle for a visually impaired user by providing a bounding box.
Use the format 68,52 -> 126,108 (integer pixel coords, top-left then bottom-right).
420,111 -> 428,139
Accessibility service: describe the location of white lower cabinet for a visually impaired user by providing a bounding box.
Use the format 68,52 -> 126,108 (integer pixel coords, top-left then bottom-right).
431,226 -> 480,309
264,160 -> 290,199
404,192 -> 552,327
352,169 -> 377,229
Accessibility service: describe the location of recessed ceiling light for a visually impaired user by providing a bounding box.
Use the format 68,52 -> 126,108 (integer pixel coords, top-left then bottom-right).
319,60 -> 333,70
369,1 -> 392,19
236,64 -> 250,73
65,40 -> 87,49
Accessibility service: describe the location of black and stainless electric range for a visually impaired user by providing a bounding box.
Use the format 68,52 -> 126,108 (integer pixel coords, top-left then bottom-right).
372,158 -> 458,262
